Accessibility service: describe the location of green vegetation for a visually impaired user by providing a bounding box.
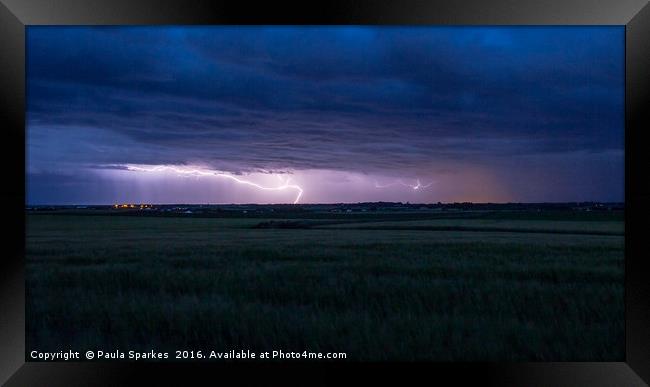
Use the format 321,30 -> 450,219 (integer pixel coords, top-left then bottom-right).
26,212 -> 624,361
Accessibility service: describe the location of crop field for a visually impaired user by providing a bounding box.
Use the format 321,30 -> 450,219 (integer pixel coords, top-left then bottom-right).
26,211 -> 624,361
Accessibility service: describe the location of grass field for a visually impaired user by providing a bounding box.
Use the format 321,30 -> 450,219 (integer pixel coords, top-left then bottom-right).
26,212 -> 624,361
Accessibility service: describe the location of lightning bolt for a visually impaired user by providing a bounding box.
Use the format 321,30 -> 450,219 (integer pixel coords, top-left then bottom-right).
374,179 -> 433,190
408,179 -> 433,190
122,165 -> 304,204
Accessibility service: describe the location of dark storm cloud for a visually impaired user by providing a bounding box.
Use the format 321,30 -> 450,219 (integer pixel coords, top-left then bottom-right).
26,26 -> 624,202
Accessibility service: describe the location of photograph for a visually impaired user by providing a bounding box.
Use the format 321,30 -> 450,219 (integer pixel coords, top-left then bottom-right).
25,25 -> 625,362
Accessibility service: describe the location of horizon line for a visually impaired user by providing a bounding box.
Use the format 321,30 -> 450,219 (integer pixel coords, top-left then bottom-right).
25,201 -> 626,206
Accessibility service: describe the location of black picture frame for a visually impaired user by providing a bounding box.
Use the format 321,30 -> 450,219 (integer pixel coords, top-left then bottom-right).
1,0 -> 649,385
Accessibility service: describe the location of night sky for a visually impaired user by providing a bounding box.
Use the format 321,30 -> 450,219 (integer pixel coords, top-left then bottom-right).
26,26 -> 624,205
